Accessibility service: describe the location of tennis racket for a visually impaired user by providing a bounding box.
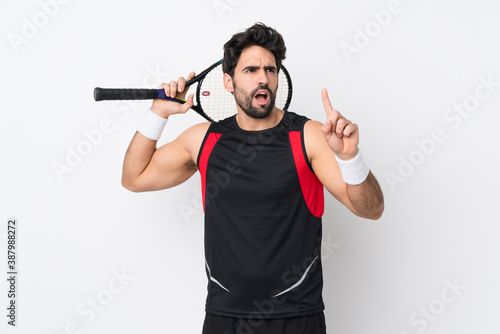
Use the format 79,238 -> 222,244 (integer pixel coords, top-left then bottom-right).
94,60 -> 293,122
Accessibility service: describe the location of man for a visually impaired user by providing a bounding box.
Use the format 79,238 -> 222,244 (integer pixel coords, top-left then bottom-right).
122,23 -> 384,334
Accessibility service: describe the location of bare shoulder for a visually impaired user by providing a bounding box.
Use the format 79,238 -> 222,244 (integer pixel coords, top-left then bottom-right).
303,120 -> 349,205
176,121 -> 212,162
303,119 -> 331,162
178,121 -> 211,141
303,119 -> 325,140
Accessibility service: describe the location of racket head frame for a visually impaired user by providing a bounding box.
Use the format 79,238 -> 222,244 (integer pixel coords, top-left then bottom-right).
94,59 -> 292,123
194,61 -> 293,122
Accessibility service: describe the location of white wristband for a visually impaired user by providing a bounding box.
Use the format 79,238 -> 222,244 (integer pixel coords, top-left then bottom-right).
137,109 -> 168,141
335,148 -> 370,185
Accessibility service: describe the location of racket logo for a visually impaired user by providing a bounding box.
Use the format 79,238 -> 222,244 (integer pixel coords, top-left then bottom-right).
93,60 -> 291,122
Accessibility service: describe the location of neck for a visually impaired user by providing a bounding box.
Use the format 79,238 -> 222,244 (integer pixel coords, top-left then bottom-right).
235,107 -> 284,131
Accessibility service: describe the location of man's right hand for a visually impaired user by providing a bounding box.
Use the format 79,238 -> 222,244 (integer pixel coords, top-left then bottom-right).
151,72 -> 196,119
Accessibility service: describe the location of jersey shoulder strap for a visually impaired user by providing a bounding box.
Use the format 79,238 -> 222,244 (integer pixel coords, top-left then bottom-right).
286,111 -> 325,217
196,119 -> 228,212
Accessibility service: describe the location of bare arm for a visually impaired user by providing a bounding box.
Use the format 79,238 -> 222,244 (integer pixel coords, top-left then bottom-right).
343,171 -> 384,219
306,89 -> 384,220
121,124 -> 208,192
121,72 -> 209,192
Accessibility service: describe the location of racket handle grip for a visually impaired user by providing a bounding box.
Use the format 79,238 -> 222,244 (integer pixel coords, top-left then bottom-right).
94,88 -> 184,103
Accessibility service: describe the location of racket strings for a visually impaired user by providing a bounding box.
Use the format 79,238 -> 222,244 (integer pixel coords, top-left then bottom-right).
198,66 -> 291,122
199,66 -> 236,121
276,70 -> 290,110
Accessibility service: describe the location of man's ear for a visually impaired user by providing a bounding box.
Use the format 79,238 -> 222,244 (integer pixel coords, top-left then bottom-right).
223,73 -> 234,93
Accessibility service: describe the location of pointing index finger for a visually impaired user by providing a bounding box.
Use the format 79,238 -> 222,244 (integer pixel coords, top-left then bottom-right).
321,88 -> 333,117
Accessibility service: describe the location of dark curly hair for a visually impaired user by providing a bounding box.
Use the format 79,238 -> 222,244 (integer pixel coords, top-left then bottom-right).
222,23 -> 286,77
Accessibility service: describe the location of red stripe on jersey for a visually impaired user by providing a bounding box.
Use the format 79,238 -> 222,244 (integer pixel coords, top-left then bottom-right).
199,133 -> 222,212
289,131 -> 324,217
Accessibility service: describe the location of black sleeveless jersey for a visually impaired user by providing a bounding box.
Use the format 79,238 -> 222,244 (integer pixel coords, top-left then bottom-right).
196,111 -> 325,319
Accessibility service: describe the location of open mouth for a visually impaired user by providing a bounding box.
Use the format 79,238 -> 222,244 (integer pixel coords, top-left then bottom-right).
254,89 -> 270,105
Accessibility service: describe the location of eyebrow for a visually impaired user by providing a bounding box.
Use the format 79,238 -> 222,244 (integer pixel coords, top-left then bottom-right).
241,65 -> 277,72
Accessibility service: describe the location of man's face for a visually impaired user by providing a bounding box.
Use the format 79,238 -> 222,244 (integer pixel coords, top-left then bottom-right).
227,46 -> 279,119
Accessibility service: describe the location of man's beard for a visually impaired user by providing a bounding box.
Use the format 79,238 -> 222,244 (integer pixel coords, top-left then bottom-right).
233,83 -> 277,119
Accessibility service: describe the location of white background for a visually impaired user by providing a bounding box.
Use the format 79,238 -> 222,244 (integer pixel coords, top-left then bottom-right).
1,0 -> 499,333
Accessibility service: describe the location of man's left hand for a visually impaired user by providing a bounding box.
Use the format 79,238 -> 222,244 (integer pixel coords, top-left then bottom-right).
321,88 -> 359,160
